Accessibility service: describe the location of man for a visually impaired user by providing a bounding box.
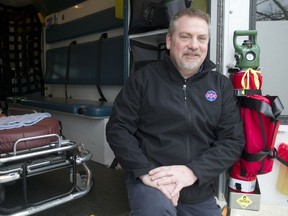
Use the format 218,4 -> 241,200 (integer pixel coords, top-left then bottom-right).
106,8 -> 244,216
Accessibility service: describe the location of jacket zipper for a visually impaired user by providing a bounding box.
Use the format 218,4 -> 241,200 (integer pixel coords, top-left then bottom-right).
182,79 -> 190,160
183,79 -> 187,101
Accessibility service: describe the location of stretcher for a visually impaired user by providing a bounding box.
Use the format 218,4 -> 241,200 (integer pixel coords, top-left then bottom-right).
0,114 -> 93,216
6,96 -> 115,165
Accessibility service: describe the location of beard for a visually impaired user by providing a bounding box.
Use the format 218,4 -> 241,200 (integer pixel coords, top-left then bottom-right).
179,50 -> 202,71
180,59 -> 200,71
169,52 -> 204,77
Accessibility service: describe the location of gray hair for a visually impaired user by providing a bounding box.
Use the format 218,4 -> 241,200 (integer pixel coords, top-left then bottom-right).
168,8 -> 211,35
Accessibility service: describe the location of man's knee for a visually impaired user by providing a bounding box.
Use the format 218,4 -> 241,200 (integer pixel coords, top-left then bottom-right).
127,185 -> 176,216
129,196 -> 176,216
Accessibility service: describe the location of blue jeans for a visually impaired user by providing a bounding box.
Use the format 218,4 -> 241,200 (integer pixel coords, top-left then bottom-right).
125,174 -> 222,216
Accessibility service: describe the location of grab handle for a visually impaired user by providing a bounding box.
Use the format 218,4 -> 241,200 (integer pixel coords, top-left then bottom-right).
13,133 -> 61,155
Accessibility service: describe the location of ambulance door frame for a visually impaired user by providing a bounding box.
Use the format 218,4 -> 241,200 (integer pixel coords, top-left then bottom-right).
213,0 -> 255,201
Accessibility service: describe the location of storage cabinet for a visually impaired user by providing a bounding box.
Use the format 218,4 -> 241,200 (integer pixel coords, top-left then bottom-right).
123,0 -> 208,76
123,0 -> 171,77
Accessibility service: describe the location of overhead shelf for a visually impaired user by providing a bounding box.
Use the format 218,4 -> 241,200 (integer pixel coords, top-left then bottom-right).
129,29 -> 168,47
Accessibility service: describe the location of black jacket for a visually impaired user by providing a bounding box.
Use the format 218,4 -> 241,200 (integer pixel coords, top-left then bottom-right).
106,57 -> 245,203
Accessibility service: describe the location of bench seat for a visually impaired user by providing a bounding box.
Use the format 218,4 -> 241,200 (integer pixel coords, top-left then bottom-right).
7,96 -> 113,118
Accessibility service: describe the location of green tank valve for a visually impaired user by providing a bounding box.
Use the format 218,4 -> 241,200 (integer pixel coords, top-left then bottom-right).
233,30 -> 260,69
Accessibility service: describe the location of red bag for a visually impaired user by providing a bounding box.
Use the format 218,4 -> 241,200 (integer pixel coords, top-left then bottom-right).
229,95 -> 283,192
238,95 -> 283,175
232,68 -> 262,90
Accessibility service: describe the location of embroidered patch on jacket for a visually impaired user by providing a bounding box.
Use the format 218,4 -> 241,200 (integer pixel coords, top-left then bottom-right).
205,90 -> 217,102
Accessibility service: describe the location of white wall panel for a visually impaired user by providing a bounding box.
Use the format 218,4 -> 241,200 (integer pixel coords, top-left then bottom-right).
256,21 -> 288,115
222,0 -> 251,76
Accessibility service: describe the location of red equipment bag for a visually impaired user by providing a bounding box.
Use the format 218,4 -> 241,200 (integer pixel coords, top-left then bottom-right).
229,94 -> 284,192
238,95 -> 283,175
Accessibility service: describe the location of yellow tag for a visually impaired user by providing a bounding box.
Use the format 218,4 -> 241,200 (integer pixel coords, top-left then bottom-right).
237,194 -> 253,209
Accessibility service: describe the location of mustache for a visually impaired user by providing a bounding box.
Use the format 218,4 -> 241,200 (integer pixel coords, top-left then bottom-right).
183,51 -> 200,56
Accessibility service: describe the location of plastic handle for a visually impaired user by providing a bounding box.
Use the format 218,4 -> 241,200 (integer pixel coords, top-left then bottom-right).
234,30 -> 257,37
233,30 -> 258,49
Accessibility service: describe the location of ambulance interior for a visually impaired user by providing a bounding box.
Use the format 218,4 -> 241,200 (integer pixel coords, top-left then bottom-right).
0,0 -> 287,216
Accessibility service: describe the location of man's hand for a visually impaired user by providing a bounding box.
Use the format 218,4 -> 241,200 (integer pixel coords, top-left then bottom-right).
139,174 -> 179,206
149,165 -> 198,198
139,165 -> 197,207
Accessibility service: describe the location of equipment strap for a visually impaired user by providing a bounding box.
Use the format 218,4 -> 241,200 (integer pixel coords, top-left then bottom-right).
238,95 -> 284,119
241,68 -> 261,90
277,156 -> 288,167
65,40 -> 77,99
242,148 -> 278,162
96,33 -> 108,102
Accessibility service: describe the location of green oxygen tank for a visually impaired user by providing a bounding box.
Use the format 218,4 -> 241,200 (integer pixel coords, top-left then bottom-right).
233,30 -> 260,69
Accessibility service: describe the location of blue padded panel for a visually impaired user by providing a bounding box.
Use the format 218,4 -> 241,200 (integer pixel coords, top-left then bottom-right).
45,47 -> 68,84
45,36 -> 124,85
81,104 -> 113,117
20,97 -> 83,114
100,36 -> 125,85
46,7 -> 123,43
70,41 -> 98,84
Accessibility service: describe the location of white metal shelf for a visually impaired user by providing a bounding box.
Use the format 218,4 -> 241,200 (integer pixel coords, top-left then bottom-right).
129,29 -> 168,47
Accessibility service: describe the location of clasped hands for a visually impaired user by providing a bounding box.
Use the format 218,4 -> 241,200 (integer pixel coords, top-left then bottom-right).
140,165 -> 198,206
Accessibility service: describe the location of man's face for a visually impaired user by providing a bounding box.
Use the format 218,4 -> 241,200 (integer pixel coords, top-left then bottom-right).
166,15 -> 209,78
